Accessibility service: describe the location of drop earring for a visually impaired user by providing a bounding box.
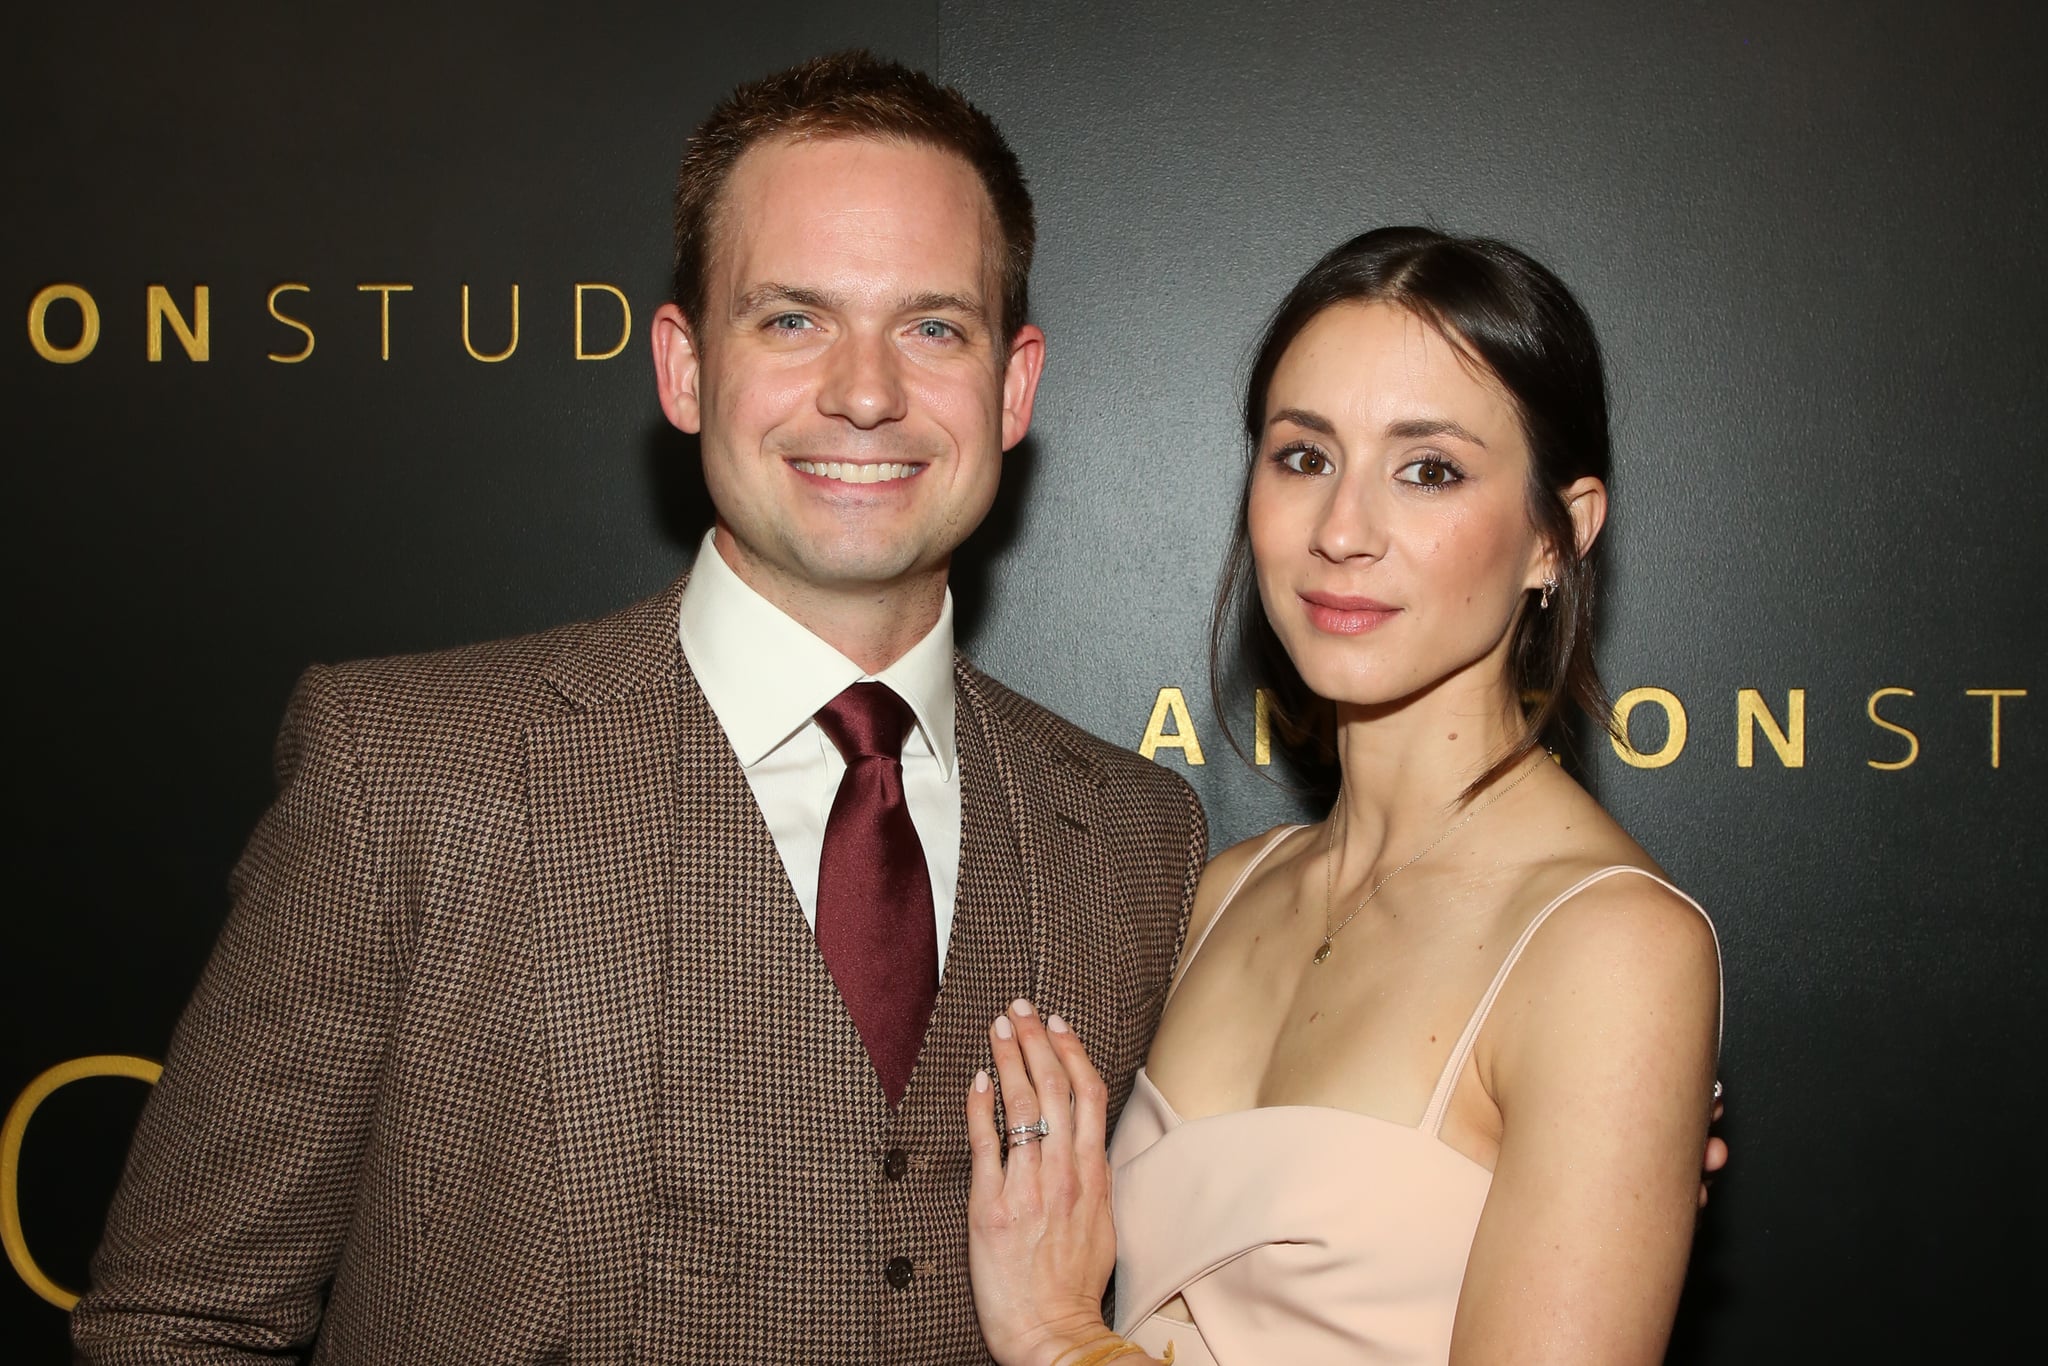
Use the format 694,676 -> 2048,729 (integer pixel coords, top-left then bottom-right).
1539,575 -> 1559,610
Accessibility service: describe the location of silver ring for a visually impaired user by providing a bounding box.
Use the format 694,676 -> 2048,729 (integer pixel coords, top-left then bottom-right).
1006,1116 -> 1050,1145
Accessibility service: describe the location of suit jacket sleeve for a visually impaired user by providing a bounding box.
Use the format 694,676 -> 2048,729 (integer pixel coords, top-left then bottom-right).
74,665 -> 404,1364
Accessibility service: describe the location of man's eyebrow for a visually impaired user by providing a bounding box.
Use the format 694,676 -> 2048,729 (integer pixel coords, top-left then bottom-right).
730,284 -> 990,326
731,283 -> 836,316
1267,407 -> 1337,436
902,291 -> 988,324
1386,417 -> 1489,448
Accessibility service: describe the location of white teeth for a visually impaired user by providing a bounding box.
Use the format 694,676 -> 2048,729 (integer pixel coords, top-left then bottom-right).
795,460 -> 917,484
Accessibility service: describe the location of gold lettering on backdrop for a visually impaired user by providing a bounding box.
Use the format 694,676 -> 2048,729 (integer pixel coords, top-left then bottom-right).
356,282 -> 413,360
1610,686 -> 1688,768
462,283 -> 520,362
1866,687 -> 1920,770
2,1055 -> 162,1311
1126,685 -> 2034,771
1736,688 -> 1807,769
265,283 -> 315,363
27,283 -> 101,363
1139,687 -> 1207,765
144,284 -> 209,362
1964,689 -> 2027,768
574,282 -> 632,361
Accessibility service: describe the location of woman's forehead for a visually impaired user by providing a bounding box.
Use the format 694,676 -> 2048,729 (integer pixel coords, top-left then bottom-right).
1269,301 -> 1524,446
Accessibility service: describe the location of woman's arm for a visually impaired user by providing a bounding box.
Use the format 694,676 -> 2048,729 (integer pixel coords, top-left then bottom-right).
1449,881 -> 1722,1366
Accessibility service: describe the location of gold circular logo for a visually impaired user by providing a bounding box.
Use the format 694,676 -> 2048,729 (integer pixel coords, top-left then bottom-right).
2,1055 -> 162,1311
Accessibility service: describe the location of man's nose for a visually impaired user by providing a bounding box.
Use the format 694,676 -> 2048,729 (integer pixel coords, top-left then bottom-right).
817,329 -> 909,428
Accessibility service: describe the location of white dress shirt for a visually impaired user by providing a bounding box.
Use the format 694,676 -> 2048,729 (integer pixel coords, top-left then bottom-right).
677,531 -> 962,971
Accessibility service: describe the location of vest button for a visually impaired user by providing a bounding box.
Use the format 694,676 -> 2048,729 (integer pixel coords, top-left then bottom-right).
884,1255 -> 914,1290
883,1146 -> 911,1181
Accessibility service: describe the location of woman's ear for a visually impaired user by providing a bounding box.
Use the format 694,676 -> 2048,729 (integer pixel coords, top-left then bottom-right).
1562,476 -> 1608,562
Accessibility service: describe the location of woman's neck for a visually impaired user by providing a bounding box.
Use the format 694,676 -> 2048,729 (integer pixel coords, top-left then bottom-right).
1329,673 -> 1532,872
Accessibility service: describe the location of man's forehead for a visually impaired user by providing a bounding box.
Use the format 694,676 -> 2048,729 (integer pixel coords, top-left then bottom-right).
709,135 -> 1001,303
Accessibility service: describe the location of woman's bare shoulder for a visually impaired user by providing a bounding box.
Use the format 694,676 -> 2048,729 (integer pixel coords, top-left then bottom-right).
1177,824 -> 1315,973
1507,777 -> 1712,959
1500,860 -> 1722,1059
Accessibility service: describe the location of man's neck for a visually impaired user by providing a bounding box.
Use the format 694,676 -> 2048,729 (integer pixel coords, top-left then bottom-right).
712,528 -> 947,675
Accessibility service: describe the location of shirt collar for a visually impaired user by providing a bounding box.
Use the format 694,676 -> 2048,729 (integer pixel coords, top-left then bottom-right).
677,530 -> 956,778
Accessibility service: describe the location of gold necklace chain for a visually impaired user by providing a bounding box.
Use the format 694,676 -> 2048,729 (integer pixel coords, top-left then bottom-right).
1314,752 -> 1545,965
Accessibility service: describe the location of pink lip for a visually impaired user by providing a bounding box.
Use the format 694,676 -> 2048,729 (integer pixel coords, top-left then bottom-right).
1298,591 -> 1400,636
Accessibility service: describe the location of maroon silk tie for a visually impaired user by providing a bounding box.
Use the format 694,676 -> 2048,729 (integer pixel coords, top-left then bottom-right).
813,683 -> 938,1107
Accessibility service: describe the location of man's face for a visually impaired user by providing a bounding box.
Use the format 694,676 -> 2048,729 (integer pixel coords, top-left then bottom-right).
653,136 -> 1044,609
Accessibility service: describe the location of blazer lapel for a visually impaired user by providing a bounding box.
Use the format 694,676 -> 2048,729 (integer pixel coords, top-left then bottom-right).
1003,709 -> 1127,1071
525,584 -> 687,1363
922,665 -> 1126,1103
900,668 -> 1033,1126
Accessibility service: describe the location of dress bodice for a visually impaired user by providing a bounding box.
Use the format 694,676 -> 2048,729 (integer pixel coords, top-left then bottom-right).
1108,828 -> 1720,1365
1110,1068 -> 1492,1365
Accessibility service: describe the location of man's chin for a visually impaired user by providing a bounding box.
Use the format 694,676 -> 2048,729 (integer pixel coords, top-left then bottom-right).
774,531 -> 952,594
797,549 -> 946,593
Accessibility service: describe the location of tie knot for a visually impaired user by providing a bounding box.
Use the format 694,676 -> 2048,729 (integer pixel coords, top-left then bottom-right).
816,682 -> 916,763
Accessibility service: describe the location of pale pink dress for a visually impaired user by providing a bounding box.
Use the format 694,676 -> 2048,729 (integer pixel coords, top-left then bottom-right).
1110,827 -> 1719,1365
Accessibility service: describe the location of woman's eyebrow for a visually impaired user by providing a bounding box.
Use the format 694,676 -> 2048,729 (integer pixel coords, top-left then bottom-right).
1267,407 -> 1337,436
1386,417 -> 1489,448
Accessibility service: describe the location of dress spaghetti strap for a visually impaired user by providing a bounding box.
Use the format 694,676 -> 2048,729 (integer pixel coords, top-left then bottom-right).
1418,865 -> 1722,1136
1166,825 -> 1303,1001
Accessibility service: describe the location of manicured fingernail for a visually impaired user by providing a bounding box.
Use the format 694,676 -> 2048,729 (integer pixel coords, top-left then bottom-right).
974,1069 -> 990,1093
1012,998 -> 1034,1017
1048,1013 -> 1069,1033
994,1015 -> 1014,1039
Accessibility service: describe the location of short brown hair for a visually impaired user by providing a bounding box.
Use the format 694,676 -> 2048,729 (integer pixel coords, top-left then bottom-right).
671,50 -> 1035,341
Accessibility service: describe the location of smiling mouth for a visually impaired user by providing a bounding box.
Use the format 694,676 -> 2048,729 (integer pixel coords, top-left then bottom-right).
790,459 -> 923,485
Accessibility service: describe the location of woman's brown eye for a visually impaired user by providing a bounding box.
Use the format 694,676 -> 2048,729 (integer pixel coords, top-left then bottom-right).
1278,446 -> 1331,475
1417,460 -> 1445,484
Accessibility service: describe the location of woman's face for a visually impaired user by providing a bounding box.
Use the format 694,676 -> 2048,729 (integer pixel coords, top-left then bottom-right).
1248,301 -> 1553,711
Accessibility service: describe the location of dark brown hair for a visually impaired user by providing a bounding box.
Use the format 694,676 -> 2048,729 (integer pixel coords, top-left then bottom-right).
1210,226 -> 1615,794
671,50 -> 1035,341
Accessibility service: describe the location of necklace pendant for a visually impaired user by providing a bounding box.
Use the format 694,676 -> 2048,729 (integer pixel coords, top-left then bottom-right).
1312,939 -> 1333,965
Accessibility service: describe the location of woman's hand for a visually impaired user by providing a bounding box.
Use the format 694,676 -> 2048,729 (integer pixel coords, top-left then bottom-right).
967,998 -> 1124,1366
1700,1088 -> 1728,1209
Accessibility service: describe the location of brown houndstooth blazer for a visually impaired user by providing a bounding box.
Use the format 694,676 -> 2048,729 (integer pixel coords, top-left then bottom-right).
73,575 -> 1205,1364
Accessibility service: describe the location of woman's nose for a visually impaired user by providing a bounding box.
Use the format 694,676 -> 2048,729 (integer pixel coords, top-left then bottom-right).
1309,478 -> 1386,563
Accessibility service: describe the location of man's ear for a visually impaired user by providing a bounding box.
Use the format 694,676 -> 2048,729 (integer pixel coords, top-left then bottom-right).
999,324 -> 1047,451
651,302 -> 702,435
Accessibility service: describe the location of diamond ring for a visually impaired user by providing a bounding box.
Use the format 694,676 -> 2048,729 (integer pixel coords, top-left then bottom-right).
1006,1116 -> 1051,1146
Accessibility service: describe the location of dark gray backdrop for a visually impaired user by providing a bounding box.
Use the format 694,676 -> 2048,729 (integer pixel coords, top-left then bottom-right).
6,2 -> 2041,1360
